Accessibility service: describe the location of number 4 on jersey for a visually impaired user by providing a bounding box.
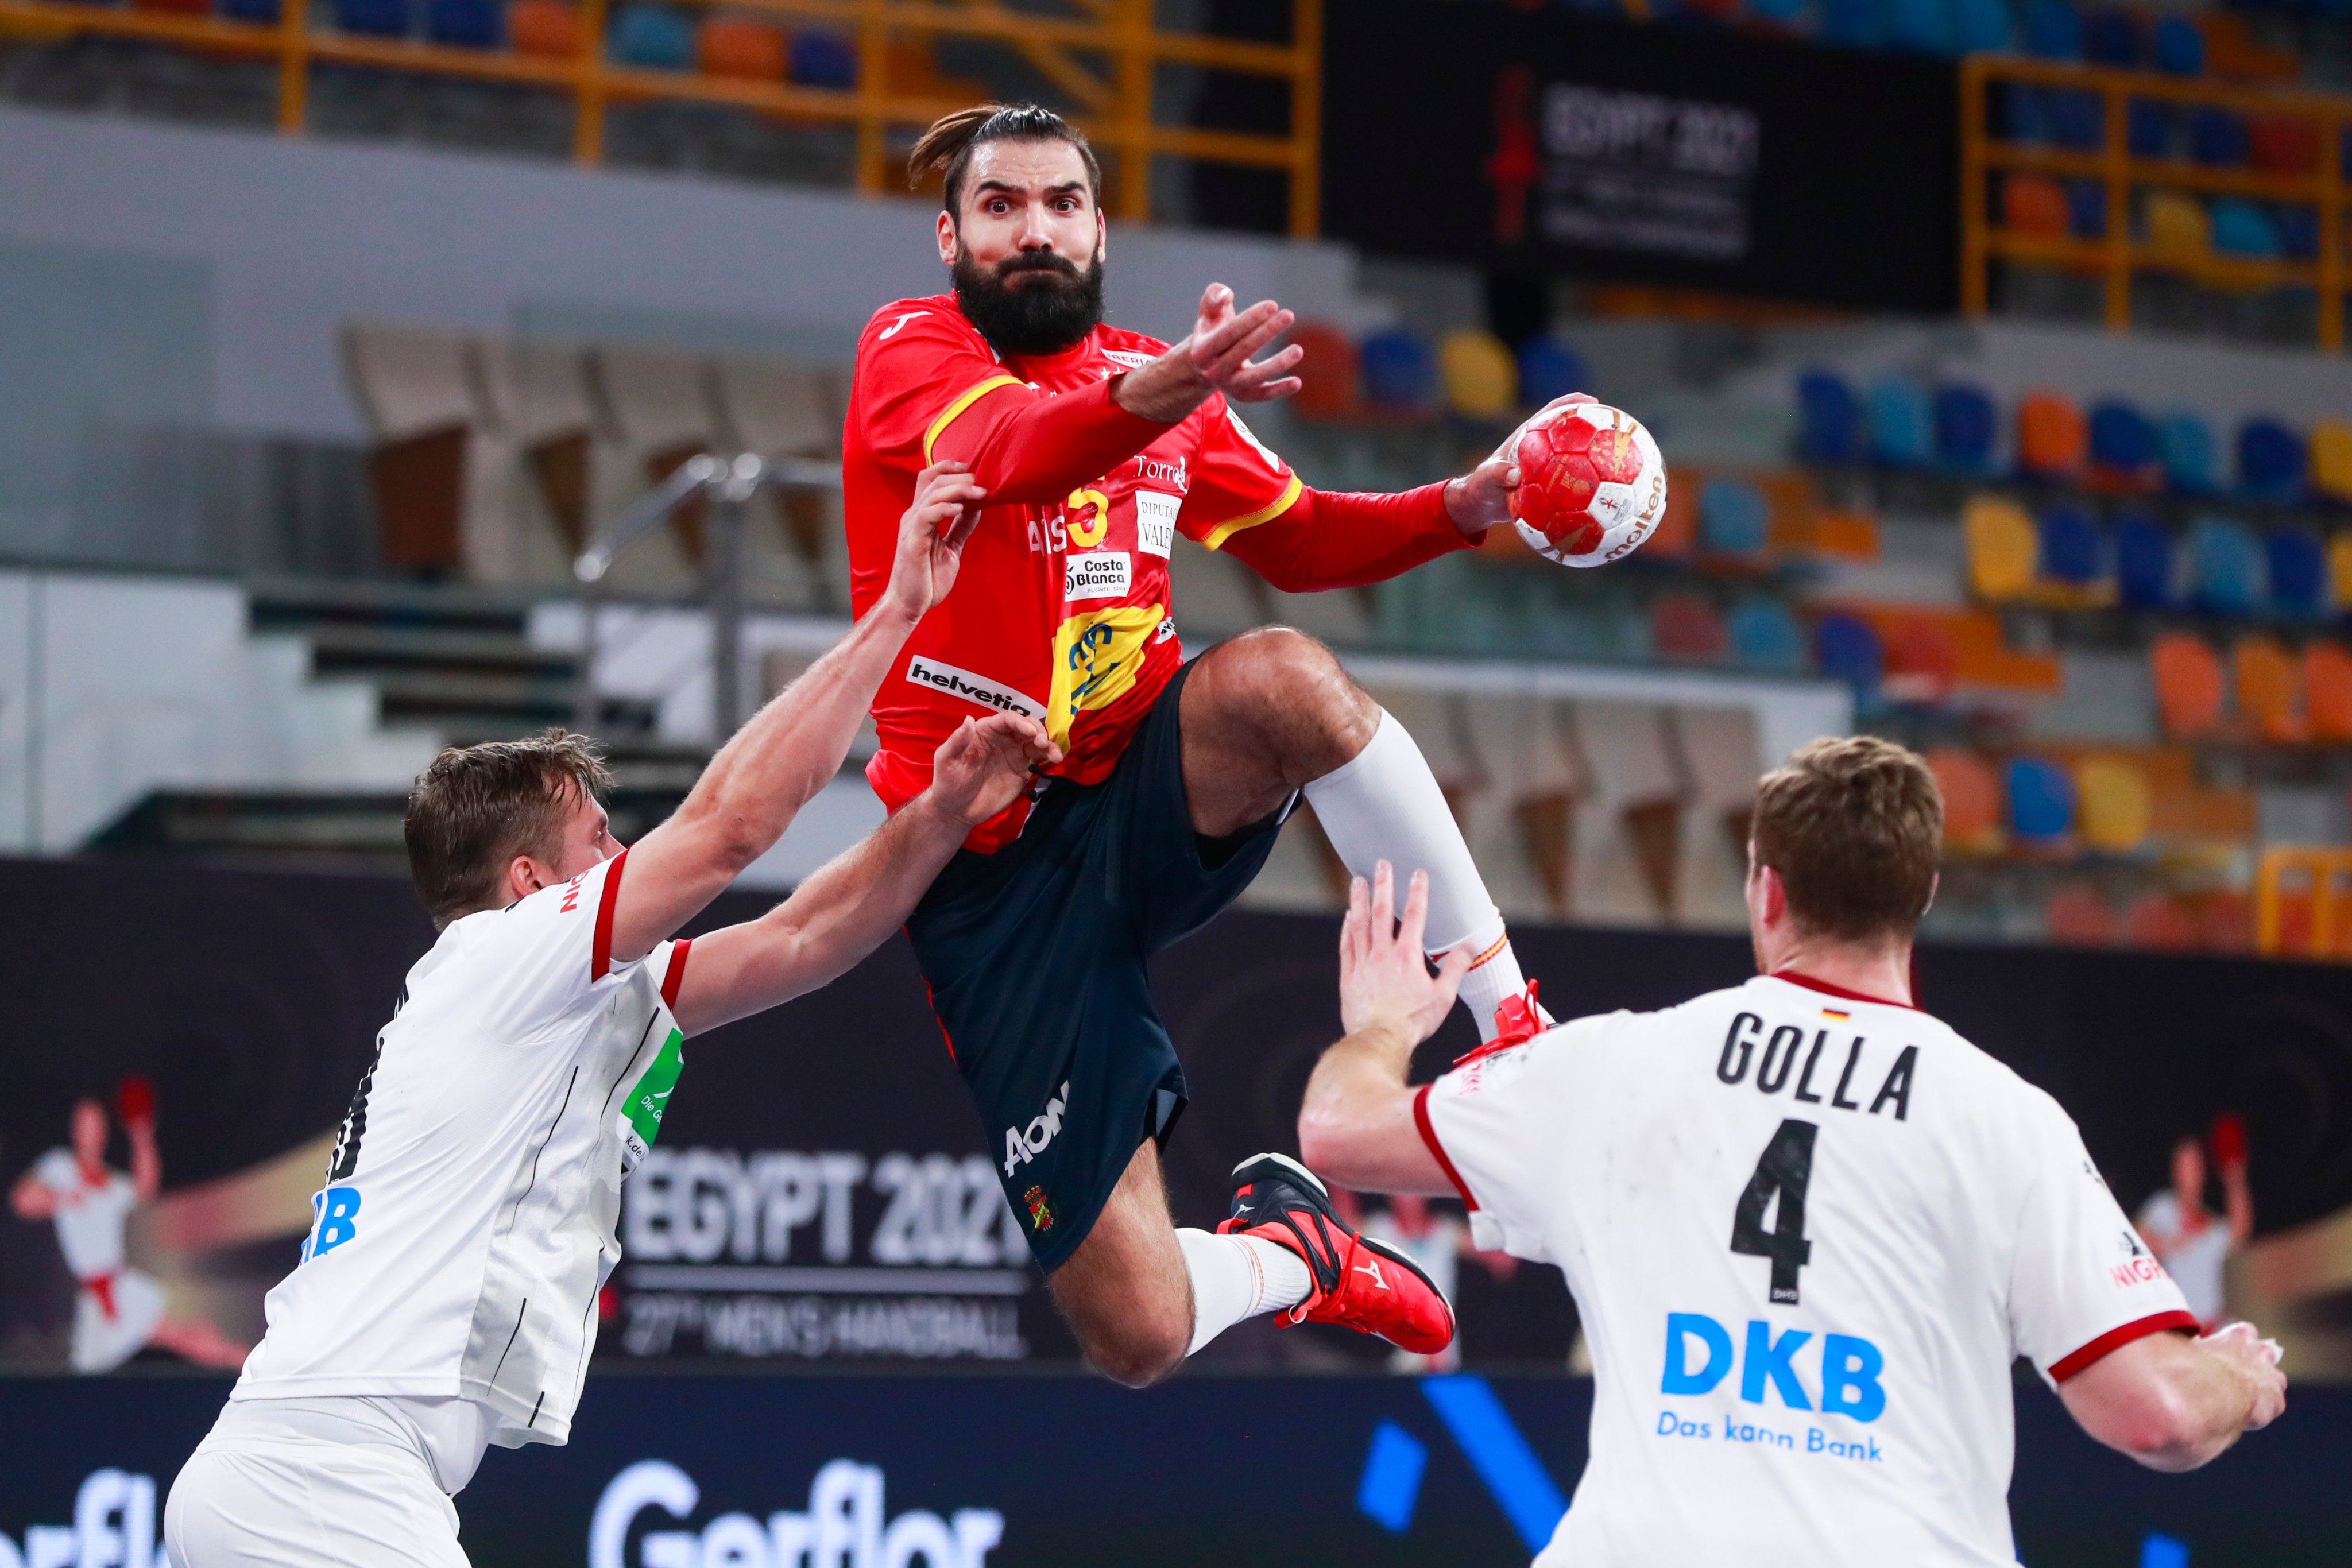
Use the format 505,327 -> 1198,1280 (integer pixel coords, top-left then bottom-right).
1731,1118 -> 1817,1306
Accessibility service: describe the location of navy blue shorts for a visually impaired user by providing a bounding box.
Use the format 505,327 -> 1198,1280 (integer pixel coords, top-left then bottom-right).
905,659 -> 1283,1272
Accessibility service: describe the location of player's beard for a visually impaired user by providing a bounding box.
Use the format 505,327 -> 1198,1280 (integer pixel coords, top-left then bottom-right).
952,245 -> 1105,358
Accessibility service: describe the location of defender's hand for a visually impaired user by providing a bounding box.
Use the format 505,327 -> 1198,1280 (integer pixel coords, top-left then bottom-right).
2202,1321 -> 2287,1431
1443,391 -> 1598,536
929,714 -> 1061,827
1339,861 -> 1471,1048
883,461 -> 988,624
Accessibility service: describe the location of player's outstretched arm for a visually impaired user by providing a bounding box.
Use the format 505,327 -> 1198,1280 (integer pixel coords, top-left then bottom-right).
1295,860 -> 1471,1197
2059,1321 -> 2286,1472
7,1168 -> 55,1222
608,463 -> 987,967
670,713 -> 1059,1036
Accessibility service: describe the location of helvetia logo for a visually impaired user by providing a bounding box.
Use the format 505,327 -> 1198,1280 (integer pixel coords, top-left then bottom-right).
591,1458 -> 1003,1568
903,658 -> 1045,722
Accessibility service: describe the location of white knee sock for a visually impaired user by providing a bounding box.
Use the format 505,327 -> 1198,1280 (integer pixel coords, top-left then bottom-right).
1178,1228 -> 1314,1356
1303,710 -> 1531,1042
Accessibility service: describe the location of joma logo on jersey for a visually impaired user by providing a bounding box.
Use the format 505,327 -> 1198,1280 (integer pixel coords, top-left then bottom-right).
1003,1081 -> 1070,1178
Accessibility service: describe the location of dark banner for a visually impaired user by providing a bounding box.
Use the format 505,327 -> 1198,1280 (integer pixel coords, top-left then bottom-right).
6,855 -> 2352,1375
1321,2 -> 1961,313
3,1372 -> 2349,1566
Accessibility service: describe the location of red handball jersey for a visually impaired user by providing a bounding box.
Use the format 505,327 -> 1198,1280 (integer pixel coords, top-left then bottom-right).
844,293 -> 1475,851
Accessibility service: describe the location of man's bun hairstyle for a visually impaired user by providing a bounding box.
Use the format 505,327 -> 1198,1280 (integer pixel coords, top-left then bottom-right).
1750,735 -> 1943,944
910,102 -> 1101,215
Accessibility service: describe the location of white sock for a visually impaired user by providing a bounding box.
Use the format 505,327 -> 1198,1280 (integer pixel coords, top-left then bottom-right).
1303,710 -> 1529,1042
1178,1228 -> 1314,1357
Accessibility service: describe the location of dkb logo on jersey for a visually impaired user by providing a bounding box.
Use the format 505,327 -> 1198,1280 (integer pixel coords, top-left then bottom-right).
299,1184 -> 362,1263
1659,1311 -> 1887,1423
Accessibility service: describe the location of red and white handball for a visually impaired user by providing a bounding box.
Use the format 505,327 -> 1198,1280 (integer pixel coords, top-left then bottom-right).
1507,401 -> 1668,568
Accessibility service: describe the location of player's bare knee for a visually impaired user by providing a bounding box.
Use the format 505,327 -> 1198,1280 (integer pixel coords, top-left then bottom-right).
1217,627 -> 1376,775
1082,1313 -> 1187,1388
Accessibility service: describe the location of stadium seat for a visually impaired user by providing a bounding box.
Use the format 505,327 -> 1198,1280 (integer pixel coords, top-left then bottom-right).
2234,633 -> 2305,740
1517,338 -> 1588,408
1964,495 -> 2040,600
610,4 -> 696,68
2238,417 -> 2307,500
1955,0 -> 2012,52
2084,7 -> 2141,65
593,344 -> 720,575
2124,893 -> 2201,951
509,0 -> 581,56
1997,84 -> 2047,143
2048,89 -> 2103,150
2268,530 -> 2327,618
1359,330 -> 1436,413
2005,756 -> 2076,845
2332,532 -> 2352,610
1880,613 -> 1960,703
2066,180 -> 2107,239
2152,15 -> 2204,74
1568,702 -> 1684,924
472,338 -> 606,582
1821,0 -> 1883,47
698,16 -> 787,79
1651,593 -> 1728,661
344,323 -> 478,574
1867,377 -> 1932,466
2312,419 -> 2352,501
334,0 -> 408,36
1286,322 -> 1360,417
1887,0 -> 1951,53
2191,107 -> 2251,167
2127,99 -> 2173,158
2075,756 -> 2152,853
2152,633 -> 2226,736
1439,330 -> 1517,419
2016,389 -> 2087,479
131,0 -> 210,16
2159,409 -> 2217,492
1796,370 -> 1863,463
1928,748 -> 2003,852
2306,641 -> 2352,741
2188,515 -> 2266,614
2004,173 -> 2069,238
1646,474 -> 1699,558
1934,384 -> 1997,470
1726,599 -> 1809,671
2113,512 -> 2176,608
714,355 -> 838,458
789,30 -> 857,87
1700,478 -> 1771,556
2037,504 -> 2104,587
2045,884 -> 2115,946
2249,114 -> 2320,175
1815,613 -> 1884,706
425,0 -> 498,46
2088,401 -> 2160,488
2210,199 -> 2281,258
219,0 -> 280,20
2025,0 -> 2083,59
2278,207 -> 2322,261
2144,190 -> 2211,258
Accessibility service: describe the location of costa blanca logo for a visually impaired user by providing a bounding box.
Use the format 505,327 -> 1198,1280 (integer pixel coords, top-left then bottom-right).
1063,552 -> 1132,602
590,1458 -> 1003,1568
4,1468 -> 157,1568
902,658 -> 1045,721
1002,1082 -> 1070,1179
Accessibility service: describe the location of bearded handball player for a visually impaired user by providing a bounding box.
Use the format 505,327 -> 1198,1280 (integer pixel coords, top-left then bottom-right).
163,470 -> 1054,1567
843,100 -> 1603,1384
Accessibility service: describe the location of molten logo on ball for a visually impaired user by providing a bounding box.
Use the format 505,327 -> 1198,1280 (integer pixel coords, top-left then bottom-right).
1510,402 -> 1668,569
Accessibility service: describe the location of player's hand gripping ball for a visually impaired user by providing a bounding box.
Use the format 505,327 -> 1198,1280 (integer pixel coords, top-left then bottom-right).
1507,402 -> 1668,568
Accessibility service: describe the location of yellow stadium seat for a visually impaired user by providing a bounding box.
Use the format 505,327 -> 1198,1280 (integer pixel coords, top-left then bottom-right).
1440,330 -> 1518,419
2312,419 -> 2352,502
1964,495 -> 2039,601
2146,190 -> 2211,258
2075,756 -> 2153,853
2235,634 -> 2305,741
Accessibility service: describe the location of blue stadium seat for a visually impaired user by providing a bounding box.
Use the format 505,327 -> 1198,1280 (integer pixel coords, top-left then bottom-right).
1821,0 -> 1884,47
2268,529 -> 2327,618
2038,504 -> 2104,586
1816,613 -> 1884,706
1797,369 -> 1863,462
2211,199 -> 2281,258
1517,338 -> 1589,408
1701,479 -> 1771,555
220,0 -> 279,19
2239,417 -> 2307,499
1750,0 -> 1806,20
334,0 -> 408,37
2084,7 -> 2141,64
2192,107 -> 2250,167
2024,0 -> 2083,56
1955,0 -> 2012,51
1359,330 -> 1436,412
2189,516 -> 2266,615
610,3 -> 694,66
1888,0 -> 1951,52
2113,512 -> 2175,608
1727,600 -> 1810,672
1933,384 -> 1996,470
2153,16 -> 2204,74
2280,207 -> 2322,261
2160,411 -> 2217,493
2127,99 -> 2172,158
790,30 -> 858,87
425,0 -> 500,47
2088,400 -> 2158,477
1869,376 -> 1932,466
1999,84 -> 2048,142
2048,89 -> 2103,150
2005,757 -> 2076,844
2067,180 -> 2107,238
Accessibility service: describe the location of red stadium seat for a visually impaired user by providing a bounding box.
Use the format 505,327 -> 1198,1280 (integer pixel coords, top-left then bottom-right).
510,0 -> 582,57
1286,321 -> 1360,418
698,15 -> 787,80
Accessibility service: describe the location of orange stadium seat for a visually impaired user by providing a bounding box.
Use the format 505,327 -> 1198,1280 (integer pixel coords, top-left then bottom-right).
2016,390 -> 2088,479
510,0 -> 582,57
2307,641 -> 2352,741
2234,633 -> 2305,741
2152,633 -> 2225,736
1286,321 -> 1359,418
698,16 -> 787,79
2311,419 -> 2352,502
1928,747 -> 2003,853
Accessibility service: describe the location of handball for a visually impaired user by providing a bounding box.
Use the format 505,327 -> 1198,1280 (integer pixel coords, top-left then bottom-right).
1508,402 -> 1668,568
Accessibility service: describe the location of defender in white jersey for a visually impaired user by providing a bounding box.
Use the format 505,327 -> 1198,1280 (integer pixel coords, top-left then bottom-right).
165,463 -> 1057,1568
1297,738 -> 2285,1568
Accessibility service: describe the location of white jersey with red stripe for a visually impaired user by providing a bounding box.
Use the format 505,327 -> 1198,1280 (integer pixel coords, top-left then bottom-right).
32,1149 -> 136,1281
230,849 -> 691,1453
1415,970 -> 2194,1568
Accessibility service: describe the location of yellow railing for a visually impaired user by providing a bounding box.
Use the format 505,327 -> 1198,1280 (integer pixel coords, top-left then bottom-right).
2256,845 -> 2352,958
1960,55 -> 2350,350
0,0 -> 1320,234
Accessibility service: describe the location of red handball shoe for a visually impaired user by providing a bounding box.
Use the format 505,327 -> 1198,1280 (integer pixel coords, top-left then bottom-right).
1217,1152 -> 1456,1356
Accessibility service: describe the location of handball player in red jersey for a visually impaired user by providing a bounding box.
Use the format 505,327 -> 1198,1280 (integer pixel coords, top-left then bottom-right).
846,103 -> 1585,1386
